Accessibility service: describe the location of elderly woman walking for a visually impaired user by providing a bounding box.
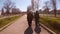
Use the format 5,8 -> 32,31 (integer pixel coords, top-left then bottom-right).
34,11 -> 40,27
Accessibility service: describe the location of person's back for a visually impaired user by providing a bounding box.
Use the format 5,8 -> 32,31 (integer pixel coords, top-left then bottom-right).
27,11 -> 33,21
34,11 -> 40,27
27,10 -> 33,27
35,11 -> 39,21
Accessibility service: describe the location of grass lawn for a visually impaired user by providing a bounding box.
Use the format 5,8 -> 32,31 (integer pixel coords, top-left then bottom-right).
39,16 -> 60,34
0,16 -> 20,28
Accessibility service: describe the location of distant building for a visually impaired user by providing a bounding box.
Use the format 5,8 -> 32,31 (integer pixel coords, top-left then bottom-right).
12,8 -> 21,14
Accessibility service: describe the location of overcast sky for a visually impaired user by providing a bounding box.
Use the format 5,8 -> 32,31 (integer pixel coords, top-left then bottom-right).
0,0 -> 60,11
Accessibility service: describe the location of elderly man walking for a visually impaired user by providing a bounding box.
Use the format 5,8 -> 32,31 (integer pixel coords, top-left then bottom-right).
27,9 -> 33,27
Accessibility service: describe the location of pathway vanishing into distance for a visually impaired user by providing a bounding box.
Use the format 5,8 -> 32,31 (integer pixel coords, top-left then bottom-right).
0,15 -> 50,34
0,15 -> 20,19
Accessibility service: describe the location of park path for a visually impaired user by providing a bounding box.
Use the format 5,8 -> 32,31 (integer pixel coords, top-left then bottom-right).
0,15 -> 50,34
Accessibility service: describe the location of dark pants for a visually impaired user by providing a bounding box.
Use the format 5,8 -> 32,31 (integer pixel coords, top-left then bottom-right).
35,20 -> 39,27
28,20 -> 32,27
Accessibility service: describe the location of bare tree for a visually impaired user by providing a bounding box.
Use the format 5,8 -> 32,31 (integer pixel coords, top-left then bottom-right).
42,1 -> 50,17
50,0 -> 57,17
1,8 -> 4,15
45,1 -> 50,17
31,0 -> 34,11
31,0 -> 40,12
34,0 -> 40,11
3,0 -> 15,14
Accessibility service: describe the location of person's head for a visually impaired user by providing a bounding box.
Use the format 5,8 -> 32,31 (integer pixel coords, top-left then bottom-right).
36,11 -> 38,13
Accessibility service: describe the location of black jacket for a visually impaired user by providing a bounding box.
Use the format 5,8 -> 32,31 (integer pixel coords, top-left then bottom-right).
34,11 -> 39,21
27,11 -> 33,21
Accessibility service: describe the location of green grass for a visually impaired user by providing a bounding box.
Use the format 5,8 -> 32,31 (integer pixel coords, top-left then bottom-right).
0,16 -> 20,28
39,17 -> 60,34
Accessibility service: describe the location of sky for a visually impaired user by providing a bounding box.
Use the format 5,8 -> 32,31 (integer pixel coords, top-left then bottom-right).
0,0 -> 60,11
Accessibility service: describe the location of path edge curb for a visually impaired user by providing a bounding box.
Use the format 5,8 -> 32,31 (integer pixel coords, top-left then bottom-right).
0,15 -> 24,32
40,23 -> 56,34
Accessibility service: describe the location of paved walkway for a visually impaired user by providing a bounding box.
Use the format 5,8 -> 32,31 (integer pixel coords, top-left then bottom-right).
0,15 -> 50,34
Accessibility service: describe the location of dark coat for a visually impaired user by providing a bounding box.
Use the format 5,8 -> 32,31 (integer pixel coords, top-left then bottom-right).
27,11 -> 33,21
34,11 -> 39,22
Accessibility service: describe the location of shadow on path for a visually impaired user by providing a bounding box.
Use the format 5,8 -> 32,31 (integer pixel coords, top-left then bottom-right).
24,27 -> 33,34
34,25 -> 41,34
